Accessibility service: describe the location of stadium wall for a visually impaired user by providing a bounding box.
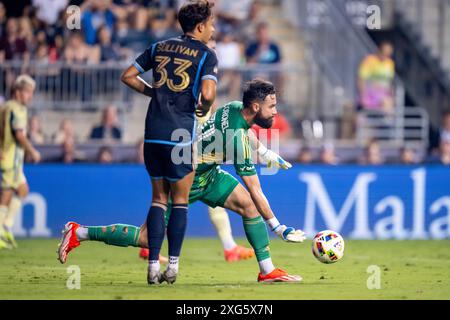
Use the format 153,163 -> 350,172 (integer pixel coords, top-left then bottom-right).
13,165 -> 450,239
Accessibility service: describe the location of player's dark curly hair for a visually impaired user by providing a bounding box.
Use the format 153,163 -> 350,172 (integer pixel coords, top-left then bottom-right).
243,79 -> 276,108
178,0 -> 214,34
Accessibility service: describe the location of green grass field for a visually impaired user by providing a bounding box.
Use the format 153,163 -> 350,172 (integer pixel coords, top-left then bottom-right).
1,239 -> 450,300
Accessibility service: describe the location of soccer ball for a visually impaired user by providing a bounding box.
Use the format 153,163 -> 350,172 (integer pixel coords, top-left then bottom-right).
312,230 -> 345,264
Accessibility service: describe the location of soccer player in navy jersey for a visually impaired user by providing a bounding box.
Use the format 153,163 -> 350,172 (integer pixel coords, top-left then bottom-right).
120,0 -> 217,284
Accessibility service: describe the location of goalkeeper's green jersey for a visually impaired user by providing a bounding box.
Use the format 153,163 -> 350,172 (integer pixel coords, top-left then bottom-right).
196,101 -> 257,178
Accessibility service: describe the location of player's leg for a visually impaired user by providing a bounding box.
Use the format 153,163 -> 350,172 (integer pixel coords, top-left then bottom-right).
3,175 -> 28,248
57,220 -> 169,264
143,142 -> 172,284
223,185 -> 301,282
162,170 -> 195,283
0,169 -> 16,249
207,206 -> 254,262
0,187 -> 14,250
146,178 -> 170,284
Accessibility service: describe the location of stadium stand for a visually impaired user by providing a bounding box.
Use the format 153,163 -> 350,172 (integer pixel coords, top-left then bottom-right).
0,0 -> 448,165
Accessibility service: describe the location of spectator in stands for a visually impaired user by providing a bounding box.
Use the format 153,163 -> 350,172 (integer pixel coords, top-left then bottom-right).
297,146 -> 313,164
53,119 -> 77,145
114,14 -> 148,53
439,140 -> 450,165
28,115 -> 46,145
0,3 -> 6,38
97,145 -> 114,164
97,24 -> 129,62
215,0 -> 253,35
359,139 -> 384,165
64,32 -> 100,65
18,16 -> 35,54
0,18 -> 30,62
245,22 -> 281,65
90,105 -> 122,141
215,32 -> 243,100
440,110 -> 450,144
149,9 -> 181,42
429,110 -> 450,155
399,147 -> 418,165
31,0 -> 69,26
252,112 -> 292,143
238,0 -> 263,43
319,143 -> 339,165
428,140 -> 450,165
59,136 -> 85,164
81,0 -> 116,45
357,41 -> 395,114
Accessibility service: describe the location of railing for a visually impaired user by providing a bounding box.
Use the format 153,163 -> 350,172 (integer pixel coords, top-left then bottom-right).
356,107 -> 429,146
0,61 -> 305,110
0,61 -> 131,111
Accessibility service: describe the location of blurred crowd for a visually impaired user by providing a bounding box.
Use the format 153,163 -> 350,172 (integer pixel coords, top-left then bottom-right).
1,0 -> 448,165
0,0 -> 281,69
296,109 -> 450,166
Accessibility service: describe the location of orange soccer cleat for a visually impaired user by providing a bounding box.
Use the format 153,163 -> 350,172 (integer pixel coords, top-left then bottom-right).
57,222 -> 81,264
139,248 -> 168,264
257,268 -> 302,283
224,245 -> 255,262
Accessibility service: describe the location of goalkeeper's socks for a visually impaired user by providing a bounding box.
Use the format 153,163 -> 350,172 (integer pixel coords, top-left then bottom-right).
147,203 -> 168,261
258,258 -> 276,275
167,204 -> 188,257
86,224 -> 140,247
243,216 -> 271,259
76,226 -> 89,241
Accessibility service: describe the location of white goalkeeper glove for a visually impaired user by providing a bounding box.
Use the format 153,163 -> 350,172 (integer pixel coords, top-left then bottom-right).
272,224 -> 307,243
257,144 -> 292,170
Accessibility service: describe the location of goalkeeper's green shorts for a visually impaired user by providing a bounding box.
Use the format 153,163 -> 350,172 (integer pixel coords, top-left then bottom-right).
189,166 -> 239,208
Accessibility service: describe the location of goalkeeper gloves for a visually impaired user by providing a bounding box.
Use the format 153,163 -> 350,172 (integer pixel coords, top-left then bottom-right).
257,144 -> 292,169
273,225 -> 307,242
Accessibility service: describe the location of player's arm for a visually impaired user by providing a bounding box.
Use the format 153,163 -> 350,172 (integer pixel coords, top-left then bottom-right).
240,174 -> 305,243
121,45 -> 154,97
195,51 -> 218,121
247,130 -> 292,169
14,130 -> 40,163
234,130 -> 304,242
121,65 -> 153,98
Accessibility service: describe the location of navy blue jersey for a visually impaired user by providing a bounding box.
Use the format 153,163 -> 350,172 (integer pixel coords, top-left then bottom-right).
134,35 -> 218,145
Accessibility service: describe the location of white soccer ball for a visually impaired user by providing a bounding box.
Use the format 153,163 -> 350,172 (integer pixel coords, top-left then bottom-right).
312,230 -> 345,264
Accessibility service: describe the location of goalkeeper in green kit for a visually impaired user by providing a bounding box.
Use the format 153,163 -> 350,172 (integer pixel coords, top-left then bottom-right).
58,79 -> 306,283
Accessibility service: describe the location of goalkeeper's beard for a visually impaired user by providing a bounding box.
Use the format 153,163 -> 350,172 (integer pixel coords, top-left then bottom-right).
254,113 -> 274,129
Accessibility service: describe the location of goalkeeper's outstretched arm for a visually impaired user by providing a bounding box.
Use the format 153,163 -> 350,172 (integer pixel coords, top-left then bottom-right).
240,174 -> 306,243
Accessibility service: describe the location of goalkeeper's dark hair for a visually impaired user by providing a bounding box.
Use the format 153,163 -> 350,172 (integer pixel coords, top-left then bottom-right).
242,79 -> 276,109
178,0 -> 214,34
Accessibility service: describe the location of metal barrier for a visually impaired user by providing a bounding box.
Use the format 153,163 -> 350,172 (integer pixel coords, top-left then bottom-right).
0,61 -> 131,111
356,107 -> 429,146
